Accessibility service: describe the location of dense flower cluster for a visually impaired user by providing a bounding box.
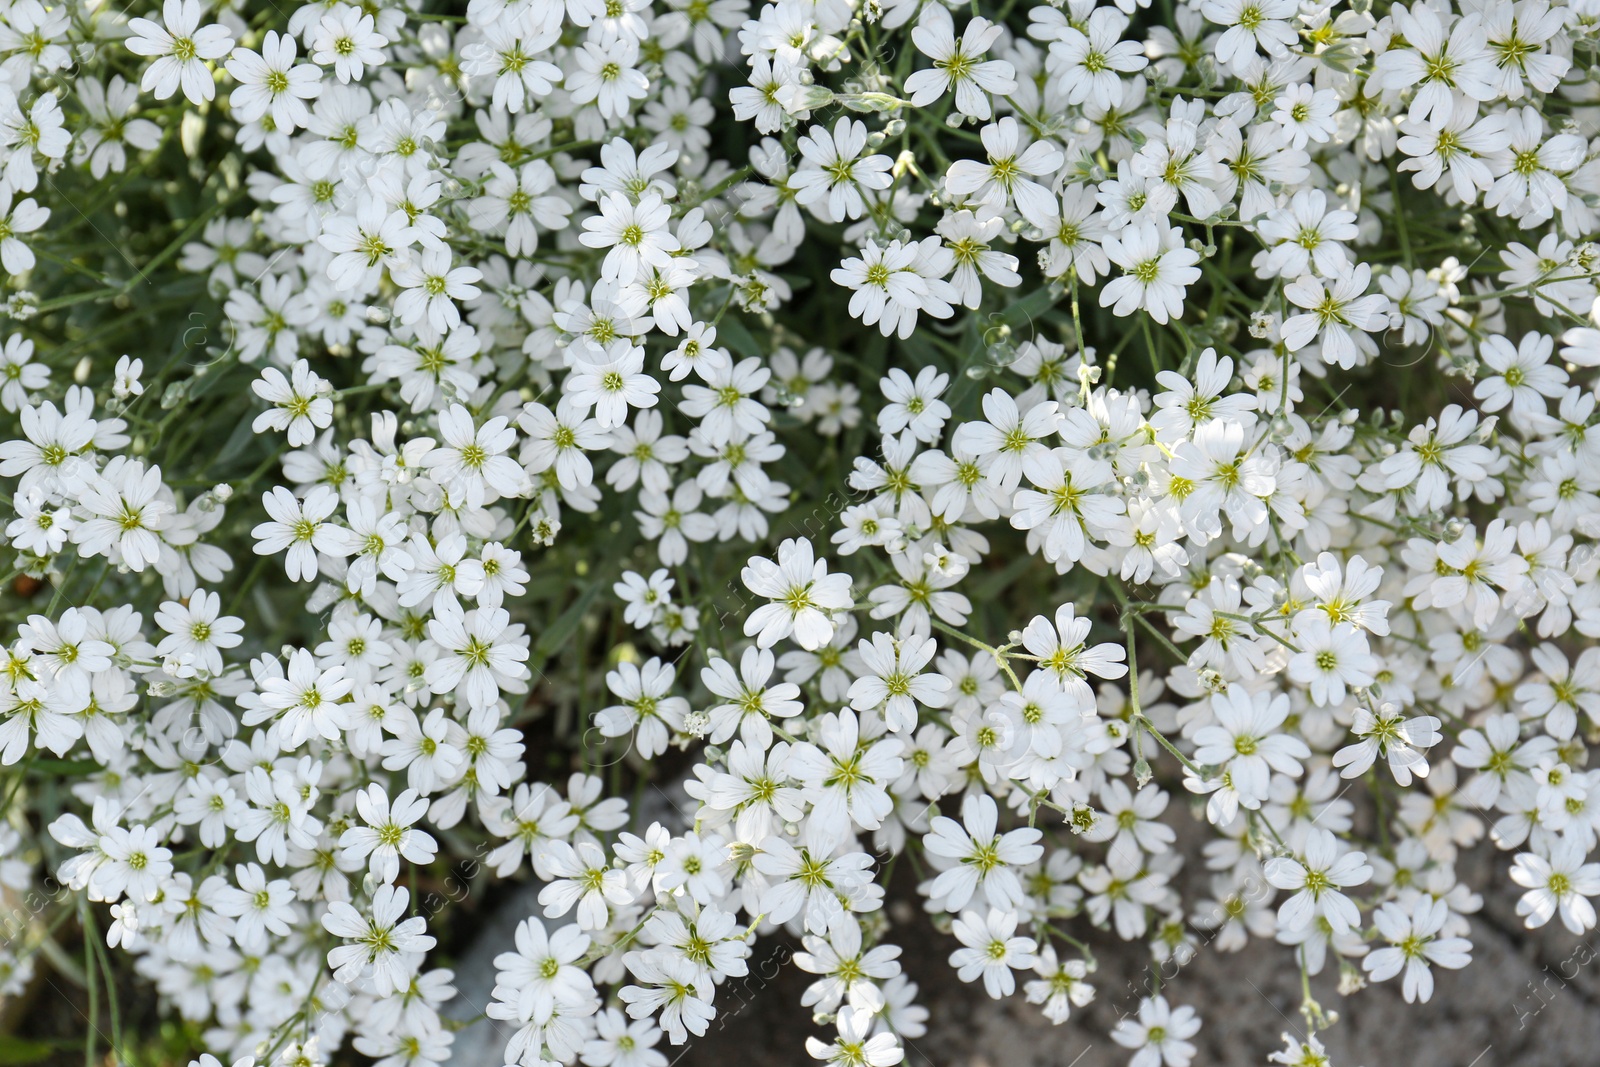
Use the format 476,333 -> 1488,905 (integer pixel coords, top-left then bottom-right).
2,0 -> 1600,1063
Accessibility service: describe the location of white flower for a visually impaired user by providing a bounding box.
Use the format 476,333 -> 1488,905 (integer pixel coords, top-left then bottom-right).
903,7 -> 1015,120
1396,103 -> 1508,207
877,366 -> 951,444
729,53 -> 794,134
1510,838 -> 1600,934
72,459 -> 174,572
0,93 -> 69,194
322,883 -> 435,996
1370,3 -> 1498,123
112,355 -> 145,400
567,339 -> 660,429
752,834 -> 875,933
0,1 -> 71,74
251,360 -> 333,447
1191,685 -> 1310,809
126,0 -> 234,104
1377,405 -> 1495,516
579,191 -> 680,285
949,908 -> 1036,999
153,589 -> 242,676
1081,779 -> 1176,856
93,823 -> 173,903
832,238 -> 958,340
518,397 -> 609,492
1332,702 -> 1442,786
425,599 -> 530,713
0,190 -> 48,275
945,117 -> 1064,229
566,38 -> 649,120
922,792 -> 1043,911
423,404 -> 525,507
618,954 -> 714,1045
614,568 -> 675,628
226,30 -> 321,132
1286,617 -> 1377,708
791,117 -> 893,224
1297,552 -> 1391,636
251,485 -> 348,582
317,193 -> 417,292
1110,995 -> 1201,1067
845,631 -> 947,734
701,645 -> 802,748
1099,222 -> 1201,324
0,680 -> 82,764
461,18 -> 563,113
311,3 -> 388,83
338,783 -> 437,885
390,247 -> 483,333
493,915 -> 594,1021
1201,0 -> 1297,75
938,208 -> 1022,308
583,1008 -> 665,1067
1282,262 -> 1391,369
679,356 -> 771,444
793,912 -> 900,1013
0,335 -> 48,412
257,647 -> 352,748
1023,944 -> 1095,1024
1264,827 -> 1371,936
1484,106 -> 1584,225
805,1005 -> 904,1066
1268,1033 -> 1330,1067
741,537 -> 855,650
1474,331 -> 1566,430
1251,189 -> 1356,280
538,839 -> 634,929
468,161 -> 571,257
212,862 -> 298,953
786,709 -> 902,835
1361,896 -> 1471,1003
1021,603 -> 1128,705
598,656 -> 688,760
1272,84 -> 1339,149
1047,8 -> 1147,110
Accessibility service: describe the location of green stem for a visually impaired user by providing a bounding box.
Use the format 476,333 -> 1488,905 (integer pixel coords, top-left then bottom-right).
929,618 -> 1022,691
81,898 -> 97,1067
1137,715 -> 1203,778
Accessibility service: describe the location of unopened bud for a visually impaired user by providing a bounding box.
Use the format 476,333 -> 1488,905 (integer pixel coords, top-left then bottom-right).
787,85 -> 838,113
